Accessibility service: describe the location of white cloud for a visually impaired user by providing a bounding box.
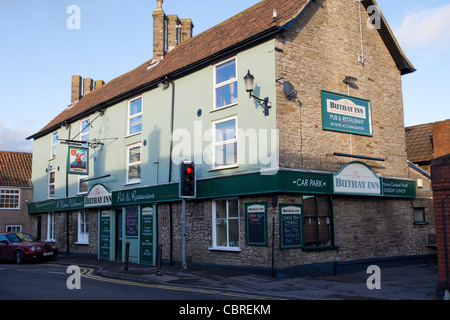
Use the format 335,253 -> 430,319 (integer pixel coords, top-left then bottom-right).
0,121 -> 33,153
395,4 -> 450,53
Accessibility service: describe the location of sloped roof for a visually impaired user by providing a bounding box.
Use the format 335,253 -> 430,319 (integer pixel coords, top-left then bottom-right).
28,0 -> 414,140
405,123 -> 434,164
0,151 -> 33,188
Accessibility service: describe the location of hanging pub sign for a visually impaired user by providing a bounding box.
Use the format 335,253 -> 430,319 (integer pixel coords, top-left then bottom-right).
68,146 -> 89,175
321,90 -> 372,137
333,161 -> 381,196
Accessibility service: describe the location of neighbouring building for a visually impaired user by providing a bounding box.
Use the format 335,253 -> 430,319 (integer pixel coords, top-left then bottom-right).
0,151 -> 33,234
431,154 -> 450,298
26,0 -> 435,276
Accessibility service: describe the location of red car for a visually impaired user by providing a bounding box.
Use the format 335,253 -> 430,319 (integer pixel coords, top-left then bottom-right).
0,232 -> 58,264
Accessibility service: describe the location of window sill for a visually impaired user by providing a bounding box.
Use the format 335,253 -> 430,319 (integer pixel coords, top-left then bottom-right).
302,245 -> 339,251
124,181 -> 141,187
209,164 -> 239,172
125,132 -> 142,139
75,241 -> 89,245
413,222 -> 428,225
208,246 -> 241,252
210,102 -> 238,113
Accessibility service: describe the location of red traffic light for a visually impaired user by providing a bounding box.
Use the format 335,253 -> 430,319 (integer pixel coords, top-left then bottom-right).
186,166 -> 193,174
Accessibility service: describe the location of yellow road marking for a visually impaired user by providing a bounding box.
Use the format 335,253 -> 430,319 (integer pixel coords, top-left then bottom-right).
47,263 -> 284,300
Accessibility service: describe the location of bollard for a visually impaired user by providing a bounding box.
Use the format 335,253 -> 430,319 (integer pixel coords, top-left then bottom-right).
156,244 -> 163,276
124,242 -> 130,271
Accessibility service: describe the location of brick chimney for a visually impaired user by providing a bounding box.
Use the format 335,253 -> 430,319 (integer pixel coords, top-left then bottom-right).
152,0 -> 167,61
83,78 -> 94,95
167,14 -> 181,52
95,80 -> 105,90
152,0 -> 193,60
71,75 -> 82,104
180,18 -> 194,42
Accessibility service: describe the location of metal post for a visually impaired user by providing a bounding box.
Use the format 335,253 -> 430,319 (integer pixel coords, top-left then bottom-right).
124,242 -> 130,271
182,199 -> 187,270
156,244 -> 163,276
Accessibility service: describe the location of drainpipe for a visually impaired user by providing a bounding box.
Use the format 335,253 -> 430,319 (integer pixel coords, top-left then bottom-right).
168,79 -> 175,266
442,197 -> 449,287
66,124 -> 71,256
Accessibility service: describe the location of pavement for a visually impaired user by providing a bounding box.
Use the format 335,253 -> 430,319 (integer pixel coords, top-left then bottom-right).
50,255 -> 441,300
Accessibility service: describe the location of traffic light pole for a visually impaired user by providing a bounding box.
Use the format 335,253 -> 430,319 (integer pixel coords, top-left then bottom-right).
182,198 -> 187,270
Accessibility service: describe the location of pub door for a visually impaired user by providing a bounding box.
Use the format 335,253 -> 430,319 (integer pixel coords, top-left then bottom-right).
115,209 -> 123,262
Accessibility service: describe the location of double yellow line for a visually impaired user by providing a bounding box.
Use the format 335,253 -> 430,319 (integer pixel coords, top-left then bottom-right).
78,266 -> 280,300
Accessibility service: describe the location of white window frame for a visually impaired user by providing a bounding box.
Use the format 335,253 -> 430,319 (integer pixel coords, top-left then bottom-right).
210,198 -> 241,251
80,117 -> 90,145
127,96 -> 143,136
48,170 -> 55,199
126,143 -> 142,184
47,213 -> 55,241
0,188 -> 20,210
51,131 -> 58,159
77,211 -> 89,244
212,116 -> 238,170
6,225 -> 22,232
213,57 -> 238,110
78,176 -> 88,194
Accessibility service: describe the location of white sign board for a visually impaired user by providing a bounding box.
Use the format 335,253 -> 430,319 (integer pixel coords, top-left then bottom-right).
333,162 -> 381,196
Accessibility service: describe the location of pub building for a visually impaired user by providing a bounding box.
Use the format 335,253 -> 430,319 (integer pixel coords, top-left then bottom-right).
27,0 -> 436,277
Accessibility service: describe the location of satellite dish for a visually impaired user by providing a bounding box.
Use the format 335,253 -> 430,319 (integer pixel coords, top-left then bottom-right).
283,81 -> 297,100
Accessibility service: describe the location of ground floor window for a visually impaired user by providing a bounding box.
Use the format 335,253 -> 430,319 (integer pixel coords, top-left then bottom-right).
413,207 -> 427,224
47,213 -> 55,241
303,196 -> 333,247
211,199 -> 240,250
77,210 -> 89,244
6,225 -> 22,232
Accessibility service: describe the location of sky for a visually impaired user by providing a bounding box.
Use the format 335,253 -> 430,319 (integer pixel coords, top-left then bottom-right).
0,0 -> 449,153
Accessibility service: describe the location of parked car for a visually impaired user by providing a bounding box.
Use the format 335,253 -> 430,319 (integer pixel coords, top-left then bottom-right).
0,232 -> 58,264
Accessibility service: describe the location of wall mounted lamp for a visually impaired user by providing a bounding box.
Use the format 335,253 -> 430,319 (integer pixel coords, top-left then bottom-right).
244,70 -> 272,116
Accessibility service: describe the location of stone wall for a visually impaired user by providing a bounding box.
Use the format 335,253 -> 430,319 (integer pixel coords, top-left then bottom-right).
275,0 -> 408,178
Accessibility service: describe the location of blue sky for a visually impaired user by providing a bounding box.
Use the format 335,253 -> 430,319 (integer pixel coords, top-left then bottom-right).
0,0 -> 449,153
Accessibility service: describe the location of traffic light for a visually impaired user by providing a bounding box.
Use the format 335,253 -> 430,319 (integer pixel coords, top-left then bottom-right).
179,160 -> 196,198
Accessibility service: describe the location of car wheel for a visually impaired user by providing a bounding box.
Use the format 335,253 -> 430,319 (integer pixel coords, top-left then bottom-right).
15,250 -> 25,264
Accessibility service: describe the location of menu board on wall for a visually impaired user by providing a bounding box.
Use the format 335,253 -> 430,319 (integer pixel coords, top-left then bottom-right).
100,211 -> 111,260
140,207 -> 154,266
126,207 -> 139,237
279,204 -> 303,249
245,203 -> 267,246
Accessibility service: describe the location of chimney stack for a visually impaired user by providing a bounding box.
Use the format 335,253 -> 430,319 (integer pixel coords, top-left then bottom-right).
152,0 -> 193,60
180,19 -> 194,42
152,0 -> 167,61
71,76 -> 105,104
71,75 -> 82,104
83,78 -> 94,95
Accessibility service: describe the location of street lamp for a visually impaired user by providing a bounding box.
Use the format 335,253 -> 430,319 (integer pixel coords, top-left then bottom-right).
244,70 -> 272,116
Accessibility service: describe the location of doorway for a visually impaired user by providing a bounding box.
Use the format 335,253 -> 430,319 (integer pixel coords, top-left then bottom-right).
115,209 -> 123,261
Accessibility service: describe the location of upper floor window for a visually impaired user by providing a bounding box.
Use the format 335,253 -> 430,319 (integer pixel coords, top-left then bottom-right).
80,118 -> 90,145
214,58 -> 238,109
51,132 -> 58,159
128,97 -> 142,135
127,143 -> 141,184
78,176 -> 88,194
48,170 -> 55,199
212,116 -> 238,169
0,188 -> 20,209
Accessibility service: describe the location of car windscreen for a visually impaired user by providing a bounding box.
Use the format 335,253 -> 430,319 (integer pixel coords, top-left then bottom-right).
16,232 -> 36,242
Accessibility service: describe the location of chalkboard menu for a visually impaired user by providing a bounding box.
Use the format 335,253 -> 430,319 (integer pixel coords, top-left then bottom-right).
140,207 -> 154,266
279,204 -> 303,249
100,211 -> 111,260
126,207 -> 139,237
245,203 -> 267,246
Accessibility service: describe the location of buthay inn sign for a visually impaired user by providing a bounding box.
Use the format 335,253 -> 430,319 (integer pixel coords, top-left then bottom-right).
333,162 -> 381,196
321,90 -> 372,136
